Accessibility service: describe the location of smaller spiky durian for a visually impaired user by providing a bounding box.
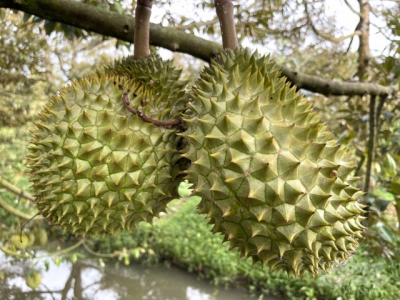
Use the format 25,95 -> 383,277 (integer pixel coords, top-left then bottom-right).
28,56 -> 187,236
11,233 -> 30,250
181,48 -> 365,276
104,54 -> 188,119
25,271 -> 42,289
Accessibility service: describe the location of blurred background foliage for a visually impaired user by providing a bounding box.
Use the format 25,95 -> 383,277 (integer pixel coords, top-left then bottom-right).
0,1 -> 400,299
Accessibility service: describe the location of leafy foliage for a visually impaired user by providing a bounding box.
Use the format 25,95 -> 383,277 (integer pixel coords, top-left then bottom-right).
93,197 -> 400,300
0,10 -> 51,126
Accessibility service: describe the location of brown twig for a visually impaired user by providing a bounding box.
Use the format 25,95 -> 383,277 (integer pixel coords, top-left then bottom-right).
304,2 -> 361,43
375,94 -> 387,137
121,92 -> 181,128
122,92 -> 139,114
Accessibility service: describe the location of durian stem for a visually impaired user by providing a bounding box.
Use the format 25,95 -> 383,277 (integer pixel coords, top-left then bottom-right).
0,239 -> 85,259
215,0 -> 238,50
36,239 -> 86,258
375,94 -> 387,141
134,0 -> 153,59
122,92 -> 181,128
364,94 -> 376,193
0,244 -> 30,258
83,241 -> 115,258
0,196 -> 43,221
0,175 -> 35,201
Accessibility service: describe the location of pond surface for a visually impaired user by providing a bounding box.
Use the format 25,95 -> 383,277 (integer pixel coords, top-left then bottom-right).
0,251 -> 280,300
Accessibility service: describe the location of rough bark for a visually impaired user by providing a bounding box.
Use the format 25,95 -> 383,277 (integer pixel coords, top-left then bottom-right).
357,0 -> 371,81
364,94 -> 376,192
215,0 -> 238,50
0,0 -> 398,97
281,66 -> 395,96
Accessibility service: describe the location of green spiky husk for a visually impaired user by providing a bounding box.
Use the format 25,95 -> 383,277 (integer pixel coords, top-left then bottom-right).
105,54 -> 188,119
28,56 -> 187,236
181,48 -> 365,276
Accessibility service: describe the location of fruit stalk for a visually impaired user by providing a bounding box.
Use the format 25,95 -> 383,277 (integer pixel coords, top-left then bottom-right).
214,0 -> 238,50
134,0 -> 154,59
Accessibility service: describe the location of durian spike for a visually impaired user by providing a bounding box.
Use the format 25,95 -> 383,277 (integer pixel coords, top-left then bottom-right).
215,0 -> 238,50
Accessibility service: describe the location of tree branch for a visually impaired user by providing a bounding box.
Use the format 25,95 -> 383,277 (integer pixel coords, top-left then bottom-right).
0,175 -> 35,201
344,0 -> 363,17
0,196 -> 43,220
177,2 -> 257,31
281,66 -> 396,96
357,0 -> 371,80
364,94 -> 376,193
304,2 -> 361,43
0,0 -> 397,97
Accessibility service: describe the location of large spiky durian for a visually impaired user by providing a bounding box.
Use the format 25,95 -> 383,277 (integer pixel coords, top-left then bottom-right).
181,48 -> 365,276
28,55 -> 187,235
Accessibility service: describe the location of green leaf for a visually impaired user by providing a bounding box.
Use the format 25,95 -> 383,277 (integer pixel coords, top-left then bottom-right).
178,180 -> 194,198
376,222 -> 394,243
390,181 -> 400,195
114,2 -> 124,14
372,187 -> 395,202
44,260 -> 50,271
384,153 -> 397,177
383,56 -> 395,73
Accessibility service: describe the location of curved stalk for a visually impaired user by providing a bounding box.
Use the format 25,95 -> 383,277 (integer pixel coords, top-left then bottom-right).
0,196 -> 43,221
83,241 -> 115,258
0,175 -> 35,201
0,239 -> 85,259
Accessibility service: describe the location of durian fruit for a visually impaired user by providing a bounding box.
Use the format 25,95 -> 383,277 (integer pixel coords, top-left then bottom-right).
25,271 -> 42,289
26,232 -> 36,247
28,56 -> 187,236
34,229 -> 48,247
181,48 -> 365,276
10,233 -> 30,250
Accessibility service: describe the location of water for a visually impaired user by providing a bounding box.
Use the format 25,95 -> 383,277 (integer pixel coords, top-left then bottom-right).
0,251 -> 280,300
